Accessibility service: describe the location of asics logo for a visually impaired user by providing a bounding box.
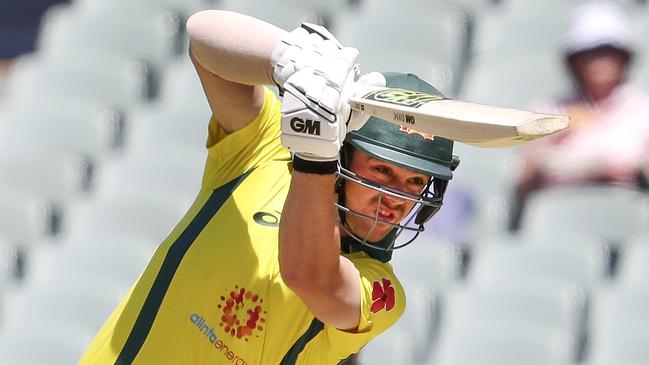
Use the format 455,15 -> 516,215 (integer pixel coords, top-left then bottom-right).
290,117 -> 321,135
253,211 -> 281,227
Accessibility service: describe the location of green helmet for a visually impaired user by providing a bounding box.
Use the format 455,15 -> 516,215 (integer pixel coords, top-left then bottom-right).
337,72 -> 460,257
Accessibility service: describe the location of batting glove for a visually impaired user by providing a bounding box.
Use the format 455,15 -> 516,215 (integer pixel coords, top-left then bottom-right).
271,23 -> 360,168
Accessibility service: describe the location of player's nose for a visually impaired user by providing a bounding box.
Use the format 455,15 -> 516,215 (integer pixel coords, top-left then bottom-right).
380,194 -> 406,210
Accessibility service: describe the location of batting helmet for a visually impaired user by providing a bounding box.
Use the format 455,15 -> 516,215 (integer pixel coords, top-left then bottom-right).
337,72 -> 460,256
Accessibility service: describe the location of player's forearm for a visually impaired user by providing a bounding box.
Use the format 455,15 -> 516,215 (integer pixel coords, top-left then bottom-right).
279,172 -> 341,288
186,10 -> 286,86
279,172 -> 361,329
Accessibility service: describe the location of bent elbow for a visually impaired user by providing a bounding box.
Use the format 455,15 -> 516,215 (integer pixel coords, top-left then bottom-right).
280,265 -> 307,291
280,264 -> 322,295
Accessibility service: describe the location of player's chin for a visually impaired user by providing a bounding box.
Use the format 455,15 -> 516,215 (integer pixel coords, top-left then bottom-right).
348,218 -> 395,242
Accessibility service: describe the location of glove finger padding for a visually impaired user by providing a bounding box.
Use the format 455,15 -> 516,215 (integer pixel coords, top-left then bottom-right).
273,22 -> 360,161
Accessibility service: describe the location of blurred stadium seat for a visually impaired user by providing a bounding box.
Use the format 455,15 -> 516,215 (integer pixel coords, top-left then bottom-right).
616,236 -> 649,287
0,238 -> 17,290
1,274 -> 124,335
6,52 -> 151,108
74,0 -> 211,17
93,155 -> 204,203
24,235 -> 154,291
449,144 -> 521,240
432,319 -> 574,365
391,240 -> 463,291
589,330 -> 649,365
126,106 -> 210,154
472,0 -> 640,58
589,286 -> 649,365
520,186 -> 649,244
468,232 -> 610,291
0,144 -> 90,203
460,48 -> 571,109
336,0 -> 472,95
0,100 -> 125,161
395,279 -> 441,363
219,0 -> 330,31
38,4 -> 182,70
357,328 -> 414,365
62,190 -> 191,243
472,3 -> 572,57
155,57 -> 210,114
443,280 -> 586,357
0,325 -> 93,365
0,189 -> 55,242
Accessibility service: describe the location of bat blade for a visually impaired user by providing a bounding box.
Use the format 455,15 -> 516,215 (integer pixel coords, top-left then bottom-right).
349,88 -> 570,148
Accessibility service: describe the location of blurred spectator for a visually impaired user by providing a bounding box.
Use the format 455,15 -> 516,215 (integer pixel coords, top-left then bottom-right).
0,0 -> 70,96
511,2 -> 649,230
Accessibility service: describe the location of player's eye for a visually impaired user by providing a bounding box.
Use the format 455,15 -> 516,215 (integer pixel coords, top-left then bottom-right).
410,177 -> 426,186
373,166 -> 390,175
406,176 -> 428,193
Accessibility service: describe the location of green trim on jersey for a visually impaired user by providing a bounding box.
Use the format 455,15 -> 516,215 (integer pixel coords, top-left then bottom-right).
279,318 -> 325,365
116,171 -> 253,364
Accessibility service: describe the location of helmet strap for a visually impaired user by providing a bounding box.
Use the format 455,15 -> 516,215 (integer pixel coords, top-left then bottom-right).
340,234 -> 394,263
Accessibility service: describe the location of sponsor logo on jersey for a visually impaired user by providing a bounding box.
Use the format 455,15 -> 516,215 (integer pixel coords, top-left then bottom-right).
189,313 -> 248,365
370,278 -> 396,313
218,286 -> 266,341
399,125 -> 435,141
362,88 -> 442,108
290,117 -> 321,135
189,286 -> 265,363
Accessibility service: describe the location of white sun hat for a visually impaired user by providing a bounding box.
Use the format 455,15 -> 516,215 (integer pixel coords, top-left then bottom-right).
563,1 -> 635,57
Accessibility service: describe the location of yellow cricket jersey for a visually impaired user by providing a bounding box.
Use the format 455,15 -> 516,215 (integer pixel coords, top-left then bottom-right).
80,88 -> 406,365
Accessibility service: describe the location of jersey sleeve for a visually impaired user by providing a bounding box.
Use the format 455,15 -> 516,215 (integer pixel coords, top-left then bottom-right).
201,87 -> 291,190
324,255 -> 406,358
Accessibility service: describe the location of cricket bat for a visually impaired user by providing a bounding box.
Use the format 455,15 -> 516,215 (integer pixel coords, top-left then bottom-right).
349,87 -> 570,148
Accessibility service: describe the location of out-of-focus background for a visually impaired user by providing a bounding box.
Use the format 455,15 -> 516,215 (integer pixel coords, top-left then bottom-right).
0,0 -> 648,364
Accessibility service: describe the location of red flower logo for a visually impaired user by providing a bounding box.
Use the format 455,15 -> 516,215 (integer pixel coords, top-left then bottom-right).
370,279 -> 396,313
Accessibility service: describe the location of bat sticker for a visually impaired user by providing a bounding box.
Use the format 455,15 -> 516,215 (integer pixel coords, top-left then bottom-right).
362,88 -> 443,108
399,126 -> 435,141
392,113 -> 415,125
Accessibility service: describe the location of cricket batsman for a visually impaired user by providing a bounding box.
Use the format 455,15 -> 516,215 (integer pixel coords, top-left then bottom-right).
80,10 -> 459,364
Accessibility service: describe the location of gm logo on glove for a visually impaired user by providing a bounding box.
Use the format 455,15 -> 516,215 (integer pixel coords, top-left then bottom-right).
290,117 -> 321,136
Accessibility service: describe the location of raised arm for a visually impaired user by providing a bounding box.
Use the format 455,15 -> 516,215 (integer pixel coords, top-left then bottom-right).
186,10 -> 286,133
271,25 -> 367,330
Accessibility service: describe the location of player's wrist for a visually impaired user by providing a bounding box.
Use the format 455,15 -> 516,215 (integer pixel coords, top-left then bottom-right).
292,154 -> 338,175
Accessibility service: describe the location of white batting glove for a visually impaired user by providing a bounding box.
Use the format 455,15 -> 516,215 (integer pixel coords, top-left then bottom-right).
271,23 -> 360,162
